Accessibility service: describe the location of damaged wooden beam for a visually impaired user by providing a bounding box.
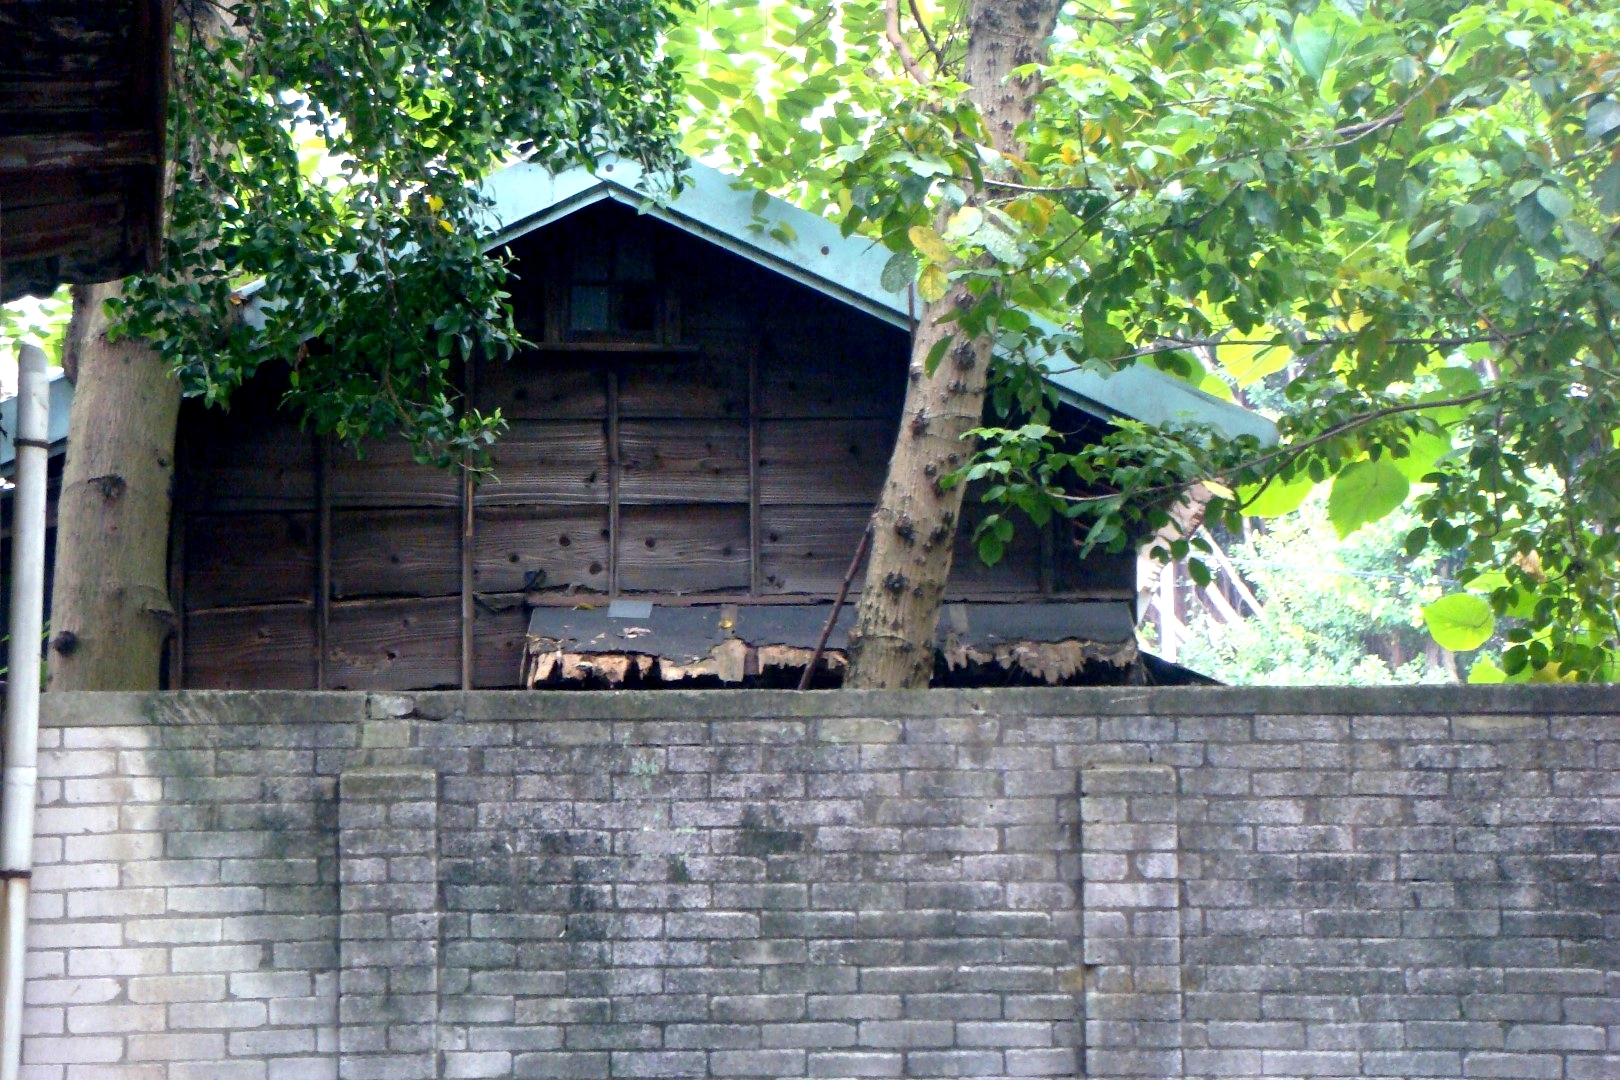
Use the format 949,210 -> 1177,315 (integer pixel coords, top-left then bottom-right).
521,599 -> 1139,689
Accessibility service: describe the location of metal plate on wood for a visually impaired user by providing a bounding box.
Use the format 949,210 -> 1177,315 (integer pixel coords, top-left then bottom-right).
525,605 -> 726,663
526,599 -> 1133,654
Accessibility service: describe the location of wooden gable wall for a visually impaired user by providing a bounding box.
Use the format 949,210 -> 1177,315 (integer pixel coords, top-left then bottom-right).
173,202 -> 1132,690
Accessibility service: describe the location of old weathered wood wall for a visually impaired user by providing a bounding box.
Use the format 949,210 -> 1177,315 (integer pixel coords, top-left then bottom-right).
0,0 -> 171,301
175,203 -> 1130,690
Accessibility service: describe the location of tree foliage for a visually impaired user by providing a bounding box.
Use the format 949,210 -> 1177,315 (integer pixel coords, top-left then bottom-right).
0,293 -> 70,382
675,0 -> 1620,679
1175,497 -> 1457,685
113,0 -> 688,460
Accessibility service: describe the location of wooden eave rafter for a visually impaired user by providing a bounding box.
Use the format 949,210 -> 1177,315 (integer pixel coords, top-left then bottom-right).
0,0 -> 173,304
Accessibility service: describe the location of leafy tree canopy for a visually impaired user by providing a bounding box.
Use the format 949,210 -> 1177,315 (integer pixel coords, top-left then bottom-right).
673,0 -> 1620,679
113,0 -> 688,460
1175,497 -> 1457,685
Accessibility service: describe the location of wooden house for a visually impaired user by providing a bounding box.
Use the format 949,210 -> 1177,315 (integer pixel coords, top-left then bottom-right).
1,0 -> 173,303
168,160 -> 1271,690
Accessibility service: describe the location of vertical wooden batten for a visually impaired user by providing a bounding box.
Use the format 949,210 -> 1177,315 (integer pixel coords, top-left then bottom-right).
166,466 -> 186,689
747,341 -> 761,596
1039,519 -> 1056,597
460,364 -> 476,690
315,433 -> 332,690
606,367 -> 621,597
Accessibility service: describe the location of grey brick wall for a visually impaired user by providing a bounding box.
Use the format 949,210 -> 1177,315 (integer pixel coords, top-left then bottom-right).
21,686 -> 1620,1079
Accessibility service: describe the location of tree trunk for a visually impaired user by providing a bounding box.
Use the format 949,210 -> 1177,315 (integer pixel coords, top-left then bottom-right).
47,281 -> 181,690
844,0 -> 1061,689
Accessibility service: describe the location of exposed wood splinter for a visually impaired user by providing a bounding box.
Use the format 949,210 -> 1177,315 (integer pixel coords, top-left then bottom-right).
522,630 -> 1132,689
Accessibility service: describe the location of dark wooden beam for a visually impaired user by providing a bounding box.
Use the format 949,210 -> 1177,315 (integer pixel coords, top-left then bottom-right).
0,130 -> 160,172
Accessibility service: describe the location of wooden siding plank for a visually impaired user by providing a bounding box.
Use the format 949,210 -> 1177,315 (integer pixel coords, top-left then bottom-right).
330,508 -> 460,599
757,419 -> 895,505
759,505 -> 872,596
756,335 -> 907,419
327,596 -> 461,690
472,506 -> 611,596
475,420 -> 610,506
475,353 -> 607,419
617,504 -> 751,594
183,604 -> 316,690
328,438 -> 460,508
472,597 -> 529,689
950,498 -> 1043,595
1053,535 -> 1137,599
618,420 -> 751,505
0,130 -> 158,172
183,512 -> 315,610
617,350 -> 747,419
181,426 -> 314,511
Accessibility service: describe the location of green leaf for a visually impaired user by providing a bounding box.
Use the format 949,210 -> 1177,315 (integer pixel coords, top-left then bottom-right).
1327,458 -> 1410,539
1423,593 -> 1495,652
1392,430 -> 1451,481
917,264 -> 949,302
908,224 -> 951,265
1535,185 -> 1572,220
977,222 -> 1023,265
1434,366 -> 1483,396
1594,160 -> 1620,215
944,206 -> 983,239
1586,98 -> 1620,143
977,537 -> 1005,566
1565,221 -> 1607,261
1238,472 -> 1314,517
1514,195 -> 1555,243
1467,657 -> 1508,683
1082,317 -> 1127,361
1285,13 -> 1336,83
880,251 -> 918,293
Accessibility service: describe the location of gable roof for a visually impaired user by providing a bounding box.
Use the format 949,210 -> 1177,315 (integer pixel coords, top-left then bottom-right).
479,158 -> 1277,445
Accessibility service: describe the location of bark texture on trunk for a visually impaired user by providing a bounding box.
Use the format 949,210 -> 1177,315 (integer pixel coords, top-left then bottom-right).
844,0 -> 1061,689
47,281 -> 182,690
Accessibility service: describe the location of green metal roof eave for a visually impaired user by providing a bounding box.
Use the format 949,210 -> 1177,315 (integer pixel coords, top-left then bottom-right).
0,368 -> 73,474
492,157 -> 1281,447
1039,344 -> 1279,445
480,159 -> 913,330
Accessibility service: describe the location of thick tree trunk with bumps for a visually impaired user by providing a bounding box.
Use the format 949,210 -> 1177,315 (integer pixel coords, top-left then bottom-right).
47,282 -> 181,690
845,0 -> 1062,688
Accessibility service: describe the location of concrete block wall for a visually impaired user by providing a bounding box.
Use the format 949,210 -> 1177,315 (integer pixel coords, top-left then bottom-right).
20,686 -> 1620,1079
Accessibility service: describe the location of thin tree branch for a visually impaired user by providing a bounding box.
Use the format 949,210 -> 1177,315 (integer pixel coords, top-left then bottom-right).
1068,0 -> 1130,25
885,0 -> 930,83
907,0 -> 947,71
1235,387 -> 1496,495
1031,330 -> 1530,379
1044,387 -> 1498,510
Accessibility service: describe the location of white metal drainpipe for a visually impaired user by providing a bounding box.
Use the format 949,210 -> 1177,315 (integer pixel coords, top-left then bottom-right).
0,344 -> 51,1080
